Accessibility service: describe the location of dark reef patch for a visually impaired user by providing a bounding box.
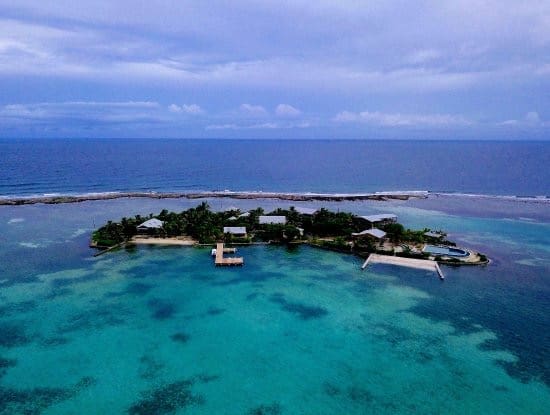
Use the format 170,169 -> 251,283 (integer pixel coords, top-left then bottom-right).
126,282 -> 154,295
206,306 -> 226,316
268,293 -> 328,320
107,282 -> 154,298
0,323 -> 32,347
44,287 -> 74,299
245,292 -> 259,301
50,272 -> 103,288
0,300 -> 36,317
58,305 -> 128,334
0,376 -> 95,415
147,298 -> 177,320
322,381 -> 341,397
139,354 -> 164,380
127,374 -> 218,415
171,332 -> 191,344
246,402 -> 282,415
0,357 -> 16,380
371,323 -> 413,346
212,271 -> 284,287
347,386 -> 374,403
42,336 -> 71,347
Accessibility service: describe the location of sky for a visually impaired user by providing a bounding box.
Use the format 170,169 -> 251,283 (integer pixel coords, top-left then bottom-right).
0,0 -> 549,139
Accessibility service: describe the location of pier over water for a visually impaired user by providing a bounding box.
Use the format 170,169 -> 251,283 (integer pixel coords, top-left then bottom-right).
362,254 -> 445,280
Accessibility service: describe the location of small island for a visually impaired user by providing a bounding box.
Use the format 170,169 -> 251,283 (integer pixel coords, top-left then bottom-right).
91,203 -> 488,271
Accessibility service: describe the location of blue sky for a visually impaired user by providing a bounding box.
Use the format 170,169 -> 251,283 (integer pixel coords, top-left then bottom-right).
0,1 -> 548,139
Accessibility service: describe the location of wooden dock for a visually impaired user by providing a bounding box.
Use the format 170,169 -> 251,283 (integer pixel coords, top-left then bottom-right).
214,243 -> 244,266
362,254 -> 444,279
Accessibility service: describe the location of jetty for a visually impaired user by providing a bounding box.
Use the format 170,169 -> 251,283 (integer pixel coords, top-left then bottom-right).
362,254 -> 445,280
214,243 -> 244,266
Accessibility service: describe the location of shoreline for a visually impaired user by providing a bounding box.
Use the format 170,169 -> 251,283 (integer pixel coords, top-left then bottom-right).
0,190 -> 429,206
95,237 -> 489,267
1,190 -> 549,207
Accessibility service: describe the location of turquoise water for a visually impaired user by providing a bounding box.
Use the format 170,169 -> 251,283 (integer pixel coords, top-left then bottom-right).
1,198 -> 549,414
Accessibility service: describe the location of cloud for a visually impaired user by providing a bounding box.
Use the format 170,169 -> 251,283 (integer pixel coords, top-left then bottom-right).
0,101 -> 163,126
205,121 -> 310,130
0,2 -> 549,138
498,111 -> 547,127
525,111 -> 541,124
333,110 -> 472,127
406,49 -> 441,64
239,103 -> 268,116
168,104 -> 204,114
275,104 -> 301,118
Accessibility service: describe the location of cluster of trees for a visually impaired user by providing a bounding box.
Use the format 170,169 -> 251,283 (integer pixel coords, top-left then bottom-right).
92,203 -> 445,249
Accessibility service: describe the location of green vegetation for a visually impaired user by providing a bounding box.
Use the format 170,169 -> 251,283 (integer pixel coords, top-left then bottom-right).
92,203 -> 480,262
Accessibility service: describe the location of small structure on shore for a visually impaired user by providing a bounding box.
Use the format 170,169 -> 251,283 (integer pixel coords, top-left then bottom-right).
294,207 -> 318,215
359,214 -> 397,227
223,226 -> 247,237
137,218 -> 164,233
424,231 -> 445,243
259,215 -> 287,225
351,228 -> 387,240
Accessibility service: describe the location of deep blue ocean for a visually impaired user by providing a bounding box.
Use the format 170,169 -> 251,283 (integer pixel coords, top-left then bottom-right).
0,139 -> 549,414
1,139 -> 549,197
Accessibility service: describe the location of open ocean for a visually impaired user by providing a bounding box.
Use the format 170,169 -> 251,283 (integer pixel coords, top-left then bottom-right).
1,139 -> 549,197
0,139 -> 549,414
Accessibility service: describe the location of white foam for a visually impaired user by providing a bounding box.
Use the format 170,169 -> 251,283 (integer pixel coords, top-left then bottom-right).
19,242 -> 41,248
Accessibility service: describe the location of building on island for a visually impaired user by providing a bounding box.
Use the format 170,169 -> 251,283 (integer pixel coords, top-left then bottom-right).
259,215 -> 287,225
238,212 -> 251,218
359,214 -> 397,227
294,207 -> 318,215
223,206 -> 239,212
137,218 -> 164,233
223,226 -> 247,237
351,228 -> 387,240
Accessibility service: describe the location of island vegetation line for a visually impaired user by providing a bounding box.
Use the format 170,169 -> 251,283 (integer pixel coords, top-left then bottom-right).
91,202 -> 488,266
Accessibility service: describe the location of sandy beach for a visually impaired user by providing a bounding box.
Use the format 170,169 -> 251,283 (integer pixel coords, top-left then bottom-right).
128,236 -> 197,246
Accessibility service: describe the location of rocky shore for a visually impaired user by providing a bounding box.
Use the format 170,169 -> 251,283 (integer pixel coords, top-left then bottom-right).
0,190 -> 429,206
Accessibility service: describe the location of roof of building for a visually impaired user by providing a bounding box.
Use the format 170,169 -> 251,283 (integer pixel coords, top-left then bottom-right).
294,207 -> 318,215
424,231 -> 444,238
351,228 -> 387,239
137,218 -> 164,229
223,226 -> 247,234
227,216 -> 238,221
359,214 -> 397,223
238,212 -> 250,218
223,206 -> 239,212
259,215 -> 287,225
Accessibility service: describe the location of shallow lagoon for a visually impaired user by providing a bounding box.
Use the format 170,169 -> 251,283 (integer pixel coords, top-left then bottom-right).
1,198 -> 549,414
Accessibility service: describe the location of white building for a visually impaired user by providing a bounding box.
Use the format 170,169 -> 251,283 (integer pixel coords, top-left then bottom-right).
294,207 -> 318,215
137,218 -> 164,232
259,216 -> 287,225
223,226 -> 247,237
359,214 -> 397,226
351,228 -> 387,240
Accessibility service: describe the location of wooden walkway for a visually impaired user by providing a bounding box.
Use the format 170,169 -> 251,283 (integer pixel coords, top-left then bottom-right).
362,254 -> 444,279
215,243 -> 244,266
